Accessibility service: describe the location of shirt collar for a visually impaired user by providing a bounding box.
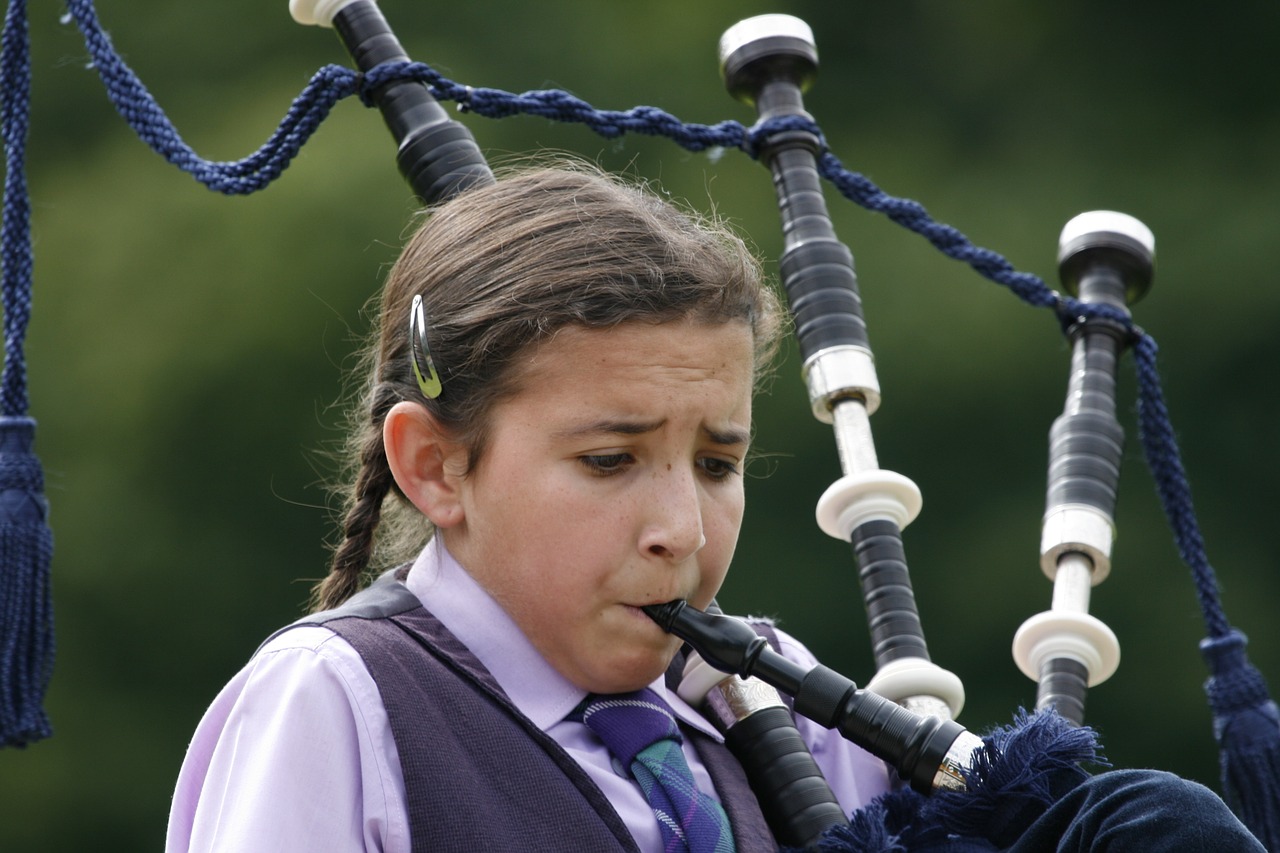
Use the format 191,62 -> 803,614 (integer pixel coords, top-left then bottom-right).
404,538 -> 722,742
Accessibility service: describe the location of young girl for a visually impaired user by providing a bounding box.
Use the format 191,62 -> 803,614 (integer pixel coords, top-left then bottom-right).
164,165 -> 1263,852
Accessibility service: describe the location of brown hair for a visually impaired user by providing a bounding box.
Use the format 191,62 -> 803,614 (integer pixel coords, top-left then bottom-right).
310,163 -> 783,612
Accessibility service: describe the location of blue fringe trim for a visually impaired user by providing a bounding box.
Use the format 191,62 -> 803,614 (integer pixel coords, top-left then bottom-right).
0,416 -> 54,747
785,709 -> 1103,853
1203,630 -> 1280,849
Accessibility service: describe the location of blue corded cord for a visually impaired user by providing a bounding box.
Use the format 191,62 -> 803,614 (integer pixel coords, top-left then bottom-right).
2,0 -> 30,416
57,4 -> 1239,645
5,0 -> 1275,843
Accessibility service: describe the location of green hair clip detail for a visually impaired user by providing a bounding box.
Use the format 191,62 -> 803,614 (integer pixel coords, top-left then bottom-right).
409,294 -> 443,399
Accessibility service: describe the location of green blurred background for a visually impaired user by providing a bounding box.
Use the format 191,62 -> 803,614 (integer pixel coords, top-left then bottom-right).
4,0 -> 1278,848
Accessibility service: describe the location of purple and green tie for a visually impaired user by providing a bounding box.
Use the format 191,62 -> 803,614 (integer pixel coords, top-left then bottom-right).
578,688 -> 736,853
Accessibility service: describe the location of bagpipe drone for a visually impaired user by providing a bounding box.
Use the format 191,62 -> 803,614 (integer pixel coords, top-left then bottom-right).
2,0 -> 1277,849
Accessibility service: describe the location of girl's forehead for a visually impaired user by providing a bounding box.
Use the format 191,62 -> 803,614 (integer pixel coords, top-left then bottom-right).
504,320 -> 755,419
524,320 -> 754,381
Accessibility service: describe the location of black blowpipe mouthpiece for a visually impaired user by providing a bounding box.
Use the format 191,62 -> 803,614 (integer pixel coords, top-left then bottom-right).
644,601 -> 772,678
646,602 -> 979,795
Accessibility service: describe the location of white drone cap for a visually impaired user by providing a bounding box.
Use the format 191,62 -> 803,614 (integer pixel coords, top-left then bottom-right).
289,0 -> 364,27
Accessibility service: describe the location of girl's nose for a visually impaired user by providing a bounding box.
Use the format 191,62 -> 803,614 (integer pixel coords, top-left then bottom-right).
638,466 -> 705,561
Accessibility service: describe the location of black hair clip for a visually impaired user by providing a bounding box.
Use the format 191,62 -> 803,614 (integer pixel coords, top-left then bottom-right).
409,294 -> 443,399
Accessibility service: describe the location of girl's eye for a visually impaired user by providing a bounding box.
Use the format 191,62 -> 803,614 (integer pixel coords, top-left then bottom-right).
579,453 -> 633,475
699,457 -> 741,481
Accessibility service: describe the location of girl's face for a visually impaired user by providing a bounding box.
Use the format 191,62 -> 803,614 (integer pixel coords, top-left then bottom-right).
441,319 -> 755,694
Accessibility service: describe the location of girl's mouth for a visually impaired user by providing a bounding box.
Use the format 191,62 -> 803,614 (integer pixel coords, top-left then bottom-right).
624,600 -> 683,626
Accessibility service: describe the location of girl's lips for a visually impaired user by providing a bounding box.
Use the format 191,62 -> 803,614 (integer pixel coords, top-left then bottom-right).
626,597 -> 685,613
623,601 -> 680,625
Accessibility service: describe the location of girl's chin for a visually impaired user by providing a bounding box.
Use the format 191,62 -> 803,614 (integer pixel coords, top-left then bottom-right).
583,667 -> 670,695
578,640 -> 683,695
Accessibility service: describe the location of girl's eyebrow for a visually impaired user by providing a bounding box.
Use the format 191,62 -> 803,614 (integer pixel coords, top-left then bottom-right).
555,418 -> 750,447
554,418 -> 665,440
706,426 -> 751,447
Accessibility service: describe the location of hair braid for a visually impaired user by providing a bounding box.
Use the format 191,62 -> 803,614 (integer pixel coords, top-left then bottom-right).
310,385 -> 403,613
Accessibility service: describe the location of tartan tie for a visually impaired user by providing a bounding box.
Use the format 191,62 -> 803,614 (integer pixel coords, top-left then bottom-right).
578,689 -> 736,853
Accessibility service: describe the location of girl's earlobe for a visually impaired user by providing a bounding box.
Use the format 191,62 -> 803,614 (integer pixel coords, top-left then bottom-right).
383,401 -> 466,528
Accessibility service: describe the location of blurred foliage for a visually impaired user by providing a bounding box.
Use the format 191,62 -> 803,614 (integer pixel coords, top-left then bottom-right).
2,0 -> 1278,849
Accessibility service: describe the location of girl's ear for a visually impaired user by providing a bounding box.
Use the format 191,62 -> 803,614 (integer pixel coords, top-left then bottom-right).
383,401 -> 467,529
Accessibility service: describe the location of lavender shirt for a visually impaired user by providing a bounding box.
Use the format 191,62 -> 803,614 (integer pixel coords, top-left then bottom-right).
165,539 -> 892,852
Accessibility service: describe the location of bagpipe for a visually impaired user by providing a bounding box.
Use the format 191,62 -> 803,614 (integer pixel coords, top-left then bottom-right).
285,4 -> 1280,847
1,0 -> 1276,849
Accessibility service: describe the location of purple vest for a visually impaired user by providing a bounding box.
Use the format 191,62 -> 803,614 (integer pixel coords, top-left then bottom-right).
302,574 -> 778,853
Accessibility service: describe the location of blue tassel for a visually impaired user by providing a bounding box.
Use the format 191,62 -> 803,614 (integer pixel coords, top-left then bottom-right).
0,416 -> 53,747
922,708 -> 1101,848
2,0 -> 53,747
782,788 -> 933,853
794,796 -> 907,853
791,709 -> 1102,852
1202,630 -> 1280,850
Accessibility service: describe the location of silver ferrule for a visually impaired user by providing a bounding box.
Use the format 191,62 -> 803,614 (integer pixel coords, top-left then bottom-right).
803,345 -> 881,423
831,397 -> 880,476
899,694 -> 955,722
933,730 -> 985,793
703,676 -> 789,731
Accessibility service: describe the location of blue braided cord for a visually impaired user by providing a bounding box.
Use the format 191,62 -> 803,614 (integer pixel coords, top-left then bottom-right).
360,61 -> 752,152
392,63 -> 1237,640
62,0 -> 362,195
811,127 -> 1236,640
1046,295 -> 1231,639
36,7 -> 1276,827
373,63 -> 1057,311
1131,334 -> 1231,639
815,149 -> 1057,308
42,7 -> 1243,644
2,0 -> 31,417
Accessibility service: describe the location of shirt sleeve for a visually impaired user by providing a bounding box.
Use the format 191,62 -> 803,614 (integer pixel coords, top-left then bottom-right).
771,626 -> 895,814
165,627 -> 410,853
